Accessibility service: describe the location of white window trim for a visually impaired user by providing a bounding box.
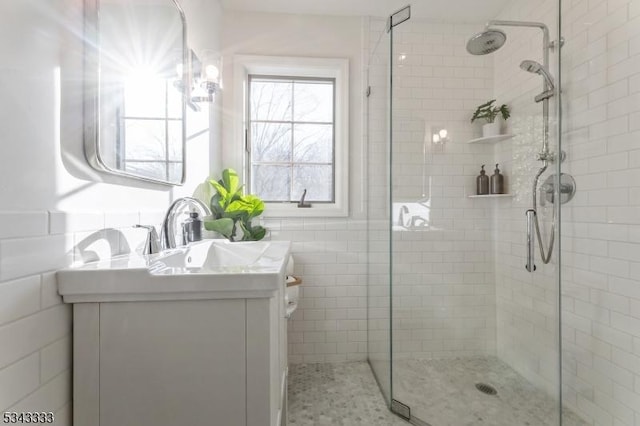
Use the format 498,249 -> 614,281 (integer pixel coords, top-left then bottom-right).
232,54 -> 349,218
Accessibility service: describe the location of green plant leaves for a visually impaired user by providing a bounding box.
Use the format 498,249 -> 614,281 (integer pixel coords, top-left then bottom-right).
209,193 -> 225,217
248,225 -> 266,241
471,99 -> 510,124
231,195 -> 264,219
203,217 -> 234,238
499,104 -> 511,121
204,168 -> 267,242
477,99 -> 496,109
210,180 -> 228,202
222,169 -> 240,194
238,221 -> 267,241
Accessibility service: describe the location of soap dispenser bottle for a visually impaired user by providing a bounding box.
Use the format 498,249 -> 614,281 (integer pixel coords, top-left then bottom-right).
182,211 -> 203,244
490,163 -> 505,194
476,165 -> 489,195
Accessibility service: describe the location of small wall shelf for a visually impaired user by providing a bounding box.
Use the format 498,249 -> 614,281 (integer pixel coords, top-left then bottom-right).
467,134 -> 514,144
468,194 -> 513,198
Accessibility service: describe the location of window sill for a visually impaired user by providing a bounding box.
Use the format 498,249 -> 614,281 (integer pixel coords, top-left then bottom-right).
262,202 -> 348,218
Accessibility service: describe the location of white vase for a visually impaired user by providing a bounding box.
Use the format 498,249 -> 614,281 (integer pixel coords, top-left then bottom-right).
482,121 -> 501,138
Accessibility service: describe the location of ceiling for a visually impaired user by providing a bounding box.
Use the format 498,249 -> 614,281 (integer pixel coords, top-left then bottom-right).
220,0 -> 512,23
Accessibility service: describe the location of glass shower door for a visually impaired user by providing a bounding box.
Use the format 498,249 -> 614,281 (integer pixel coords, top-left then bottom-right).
382,2 -> 570,425
366,15 -> 392,405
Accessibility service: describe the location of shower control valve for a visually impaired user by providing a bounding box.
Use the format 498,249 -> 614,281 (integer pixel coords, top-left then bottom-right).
541,173 -> 577,205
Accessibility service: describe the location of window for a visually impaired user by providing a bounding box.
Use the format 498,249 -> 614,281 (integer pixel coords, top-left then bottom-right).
233,55 -> 349,217
248,76 -> 335,203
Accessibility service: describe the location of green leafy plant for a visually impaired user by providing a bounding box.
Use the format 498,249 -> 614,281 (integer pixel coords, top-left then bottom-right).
197,169 -> 266,241
470,99 -> 510,124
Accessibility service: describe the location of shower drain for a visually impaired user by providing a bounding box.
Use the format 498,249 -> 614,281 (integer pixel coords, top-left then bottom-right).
475,383 -> 498,396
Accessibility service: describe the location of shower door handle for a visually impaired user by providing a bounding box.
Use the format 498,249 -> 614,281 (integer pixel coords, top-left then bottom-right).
526,209 -> 536,272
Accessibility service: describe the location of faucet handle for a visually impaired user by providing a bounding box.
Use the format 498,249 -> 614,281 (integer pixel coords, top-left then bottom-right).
134,225 -> 161,255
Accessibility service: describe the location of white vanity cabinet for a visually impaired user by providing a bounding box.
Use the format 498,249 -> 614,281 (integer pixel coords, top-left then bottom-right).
72,289 -> 287,426
58,240 -> 291,426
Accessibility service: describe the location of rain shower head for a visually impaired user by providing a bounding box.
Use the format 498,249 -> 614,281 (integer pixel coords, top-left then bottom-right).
520,60 -> 555,91
466,29 -> 507,55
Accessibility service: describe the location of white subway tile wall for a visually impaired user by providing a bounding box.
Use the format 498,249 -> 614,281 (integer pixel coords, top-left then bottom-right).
488,0 -> 564,400
492,0 -> 640,423
560,0 -> 640,424
368,17 -> 499,361
285,17 -> 500,364
363,0 -> 640,424
270,218 -> 370,363
0,211 -> 155,423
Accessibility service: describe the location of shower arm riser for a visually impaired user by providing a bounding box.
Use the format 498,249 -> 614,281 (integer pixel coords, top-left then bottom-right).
486,19 -> 553,156
485,20 -> 550,87
477,20 -> 560,271
485,20 -> 550,67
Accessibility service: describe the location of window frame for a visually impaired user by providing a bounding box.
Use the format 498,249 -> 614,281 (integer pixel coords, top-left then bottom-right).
233,55 -> 349,218
247,74 -> 336,203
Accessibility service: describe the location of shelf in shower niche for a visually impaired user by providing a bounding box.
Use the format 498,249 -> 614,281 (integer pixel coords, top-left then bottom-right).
467,134 -> 514,144
468,194 -> 513,198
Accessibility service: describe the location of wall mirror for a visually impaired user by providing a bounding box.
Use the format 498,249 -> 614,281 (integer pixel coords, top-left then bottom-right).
84,0 -> 188,185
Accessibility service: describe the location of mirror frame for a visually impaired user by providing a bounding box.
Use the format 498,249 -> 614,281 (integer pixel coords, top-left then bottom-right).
83,0 -> 188,186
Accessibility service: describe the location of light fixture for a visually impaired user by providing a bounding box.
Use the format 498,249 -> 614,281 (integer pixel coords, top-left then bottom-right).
397,53 -> 408,67
175,50 -> 221,110
190,51 -> 221,104
429,126 -> 449,154
431,126 -> 449,145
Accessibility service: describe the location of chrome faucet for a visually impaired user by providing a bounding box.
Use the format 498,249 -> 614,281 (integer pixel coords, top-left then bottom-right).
398,205 -> 409,227
134,225 -> 161,255
160,197 -> 212,250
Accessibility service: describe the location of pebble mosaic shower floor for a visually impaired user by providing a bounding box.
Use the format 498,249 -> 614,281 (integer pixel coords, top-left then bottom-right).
288,363 -> 408,426
393,357 -> 588,426
288,359 -> 588,426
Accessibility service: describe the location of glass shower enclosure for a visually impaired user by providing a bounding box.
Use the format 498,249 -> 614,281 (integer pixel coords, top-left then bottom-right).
366,2 -> 585,424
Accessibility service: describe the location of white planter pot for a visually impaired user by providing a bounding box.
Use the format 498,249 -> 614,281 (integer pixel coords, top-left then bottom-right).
482,122 -> 501,138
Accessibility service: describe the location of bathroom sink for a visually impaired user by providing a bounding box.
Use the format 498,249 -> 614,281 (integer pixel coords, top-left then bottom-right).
57,239 -> 291,303
150,239 -> 280,272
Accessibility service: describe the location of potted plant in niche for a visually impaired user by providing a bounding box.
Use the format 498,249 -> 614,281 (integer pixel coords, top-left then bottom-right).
471,99 -> 511,138
193,168 -> 267,241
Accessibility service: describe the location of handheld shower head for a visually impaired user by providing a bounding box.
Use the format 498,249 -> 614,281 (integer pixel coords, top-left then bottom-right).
520,60 -> 555,91
520,59 -> 542,73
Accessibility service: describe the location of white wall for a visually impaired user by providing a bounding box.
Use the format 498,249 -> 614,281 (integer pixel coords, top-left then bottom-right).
218,1 -> 640,423
490,0 -> 562,398
0,0 -> 220,419
492,0 -> 640,423
367,0 -> 640,423
560,0 -> 640,424
369,17 -> 499,360
221,10 -> 369,362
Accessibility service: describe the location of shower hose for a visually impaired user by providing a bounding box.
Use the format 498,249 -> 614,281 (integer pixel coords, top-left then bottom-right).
531,163 -> 555,265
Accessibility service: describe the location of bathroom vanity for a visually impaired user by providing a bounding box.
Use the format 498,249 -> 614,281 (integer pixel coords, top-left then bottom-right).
57,240 -> 291,426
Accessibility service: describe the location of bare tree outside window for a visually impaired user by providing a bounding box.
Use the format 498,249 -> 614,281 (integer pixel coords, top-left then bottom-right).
248,75 -> 335,203
118,77 -> 183,182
